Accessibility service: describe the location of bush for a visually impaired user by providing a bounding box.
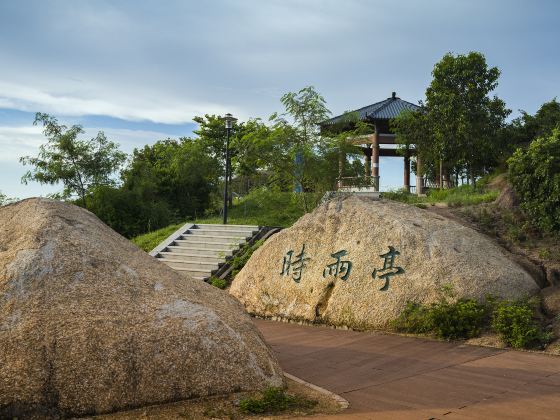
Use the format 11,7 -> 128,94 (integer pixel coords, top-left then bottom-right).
229,239 -> 264,278
508,128 -> 560,232
392,297 -> 486,340
392,289 -> 554,349
391,302 -> 432,334
209,277 -> 227,289
427,298 -> 486,339
239,387 -> 317,414
492,300 -> 552,349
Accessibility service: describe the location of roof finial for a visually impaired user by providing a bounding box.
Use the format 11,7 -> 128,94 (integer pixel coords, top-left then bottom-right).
392,91 -> 396,99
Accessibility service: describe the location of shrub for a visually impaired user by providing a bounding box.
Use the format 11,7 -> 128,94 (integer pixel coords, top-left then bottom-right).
209,277 -> 227,289
229,239 -> 264,278
427,298 -> 486,339
391,285 -> 486,340
391,302 -> 431,334
492,300 -> 552,349
508,128 -> 560,233
239,387 -> 317,414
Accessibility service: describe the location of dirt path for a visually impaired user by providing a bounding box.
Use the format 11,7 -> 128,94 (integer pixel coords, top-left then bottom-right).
255,319 -> 560,419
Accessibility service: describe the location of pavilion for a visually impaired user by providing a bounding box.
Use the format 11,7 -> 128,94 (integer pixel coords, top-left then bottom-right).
321,92 -> 423,195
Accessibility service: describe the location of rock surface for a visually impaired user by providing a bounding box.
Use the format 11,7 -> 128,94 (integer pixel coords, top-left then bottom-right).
0,198 -> 283,418
541,286 -> 560,316
230,196 -> 540,329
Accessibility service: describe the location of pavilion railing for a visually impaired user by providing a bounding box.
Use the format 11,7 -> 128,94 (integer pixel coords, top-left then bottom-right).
337,176 -> 380,191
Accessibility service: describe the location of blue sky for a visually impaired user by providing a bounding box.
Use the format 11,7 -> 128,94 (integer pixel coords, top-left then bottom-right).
1,0 -> 559,197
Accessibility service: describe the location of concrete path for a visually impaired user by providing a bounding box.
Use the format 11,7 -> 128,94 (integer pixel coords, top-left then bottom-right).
254,319 -> 560,420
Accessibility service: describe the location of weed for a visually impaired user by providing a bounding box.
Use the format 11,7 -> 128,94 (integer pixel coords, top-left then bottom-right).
239,387 -> 317,414
209,277 -> 227,289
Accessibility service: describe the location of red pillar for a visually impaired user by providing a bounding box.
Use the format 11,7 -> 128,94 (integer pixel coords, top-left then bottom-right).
372,132 -> 379,191
364,145 -> 372,177
416,156 -> 423,196
403,151 -> 410,193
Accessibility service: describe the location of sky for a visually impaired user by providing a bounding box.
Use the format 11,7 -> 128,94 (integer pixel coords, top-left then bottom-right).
1,0 -> 559,197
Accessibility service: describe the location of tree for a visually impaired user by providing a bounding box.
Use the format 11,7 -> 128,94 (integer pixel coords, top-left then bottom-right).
504,98 -> 560,150
271,86 -> 332,209
424,52 -> 510,185
20,113 -> 126,206
121,137 -> 220,220
234,87 -> 365,210
192,114 -> 265,202
508,128 -> 560,233
392,107 -> 437,184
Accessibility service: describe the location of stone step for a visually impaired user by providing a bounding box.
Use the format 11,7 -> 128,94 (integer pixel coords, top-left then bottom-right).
187,228 -> 253,238
157,258 -> 220,271
175,236 -> 245,245
159,251 -> 226,263
166,245 -> 234,255
152,223 -> 262,281
195,223 -> 259,231
162,264 -> 214,278
158,251 -> 224,264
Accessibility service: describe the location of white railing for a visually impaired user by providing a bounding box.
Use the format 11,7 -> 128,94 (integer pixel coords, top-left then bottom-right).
337,176 -> 380,191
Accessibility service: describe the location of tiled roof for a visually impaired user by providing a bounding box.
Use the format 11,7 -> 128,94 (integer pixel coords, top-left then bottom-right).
322,94 -> 420,125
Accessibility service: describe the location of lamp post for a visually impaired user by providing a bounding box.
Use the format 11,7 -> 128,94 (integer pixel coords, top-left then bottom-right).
223,113 -> 237,224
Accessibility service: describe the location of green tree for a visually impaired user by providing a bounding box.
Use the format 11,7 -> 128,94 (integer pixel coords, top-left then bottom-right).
121,137 -> 220,220
504,98 -> 560,150
87,186 -> 173,238
424,52 -> 510,185
235,88 -> 365,210
270,86 -> 332,210
508,128 -> 560,232
392,107 -> 438,184
20,113 -> 126,206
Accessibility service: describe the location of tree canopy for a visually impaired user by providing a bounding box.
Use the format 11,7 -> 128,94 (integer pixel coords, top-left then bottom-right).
394,52 -> 510,186
20,113 -> 126,206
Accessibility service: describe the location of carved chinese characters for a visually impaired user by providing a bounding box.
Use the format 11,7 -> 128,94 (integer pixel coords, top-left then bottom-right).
280,244 -> 404,291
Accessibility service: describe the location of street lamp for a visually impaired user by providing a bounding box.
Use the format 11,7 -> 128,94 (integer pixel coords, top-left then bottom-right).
223,113 -> 237,224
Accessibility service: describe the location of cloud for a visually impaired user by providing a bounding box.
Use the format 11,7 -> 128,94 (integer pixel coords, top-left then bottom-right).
0,121 -> 184,197
1,0 -> 558,124
0,81 -> 230,124
0,0 -> 559,199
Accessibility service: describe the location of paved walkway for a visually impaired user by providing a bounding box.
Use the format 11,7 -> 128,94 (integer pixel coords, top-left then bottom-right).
255,319 -> 560,420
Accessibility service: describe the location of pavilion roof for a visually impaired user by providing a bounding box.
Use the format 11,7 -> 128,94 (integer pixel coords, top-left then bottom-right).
321,92 -> 420,126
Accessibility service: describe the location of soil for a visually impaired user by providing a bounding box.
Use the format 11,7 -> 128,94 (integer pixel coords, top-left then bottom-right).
86,377 -> 344,420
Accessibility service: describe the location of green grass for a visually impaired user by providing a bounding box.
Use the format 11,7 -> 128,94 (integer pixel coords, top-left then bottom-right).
382,184 -> 499,207
131,189 -> 319,252
239,387 -> 317,415
131,222 -> 183,252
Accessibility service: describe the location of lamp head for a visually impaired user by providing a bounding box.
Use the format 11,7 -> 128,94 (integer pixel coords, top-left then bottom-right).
224,113 -> 237,129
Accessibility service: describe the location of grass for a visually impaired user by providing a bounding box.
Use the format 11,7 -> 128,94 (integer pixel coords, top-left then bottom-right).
131,222 -> 183,252
132,189 -> 320,252
382,184 -> 499,207
239,387 -> 318,415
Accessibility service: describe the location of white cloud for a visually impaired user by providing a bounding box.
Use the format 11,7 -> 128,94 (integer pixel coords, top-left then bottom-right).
0,123 -> 181,198
0,125 -> 44,162
0,82 -> 231,124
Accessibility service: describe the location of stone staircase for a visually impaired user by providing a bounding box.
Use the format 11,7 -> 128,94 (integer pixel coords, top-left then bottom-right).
149,223 -> 260,281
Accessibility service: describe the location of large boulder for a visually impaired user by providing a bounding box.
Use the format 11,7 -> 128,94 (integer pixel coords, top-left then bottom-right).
0,198 -> 283,418
230,196 -> 540,329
